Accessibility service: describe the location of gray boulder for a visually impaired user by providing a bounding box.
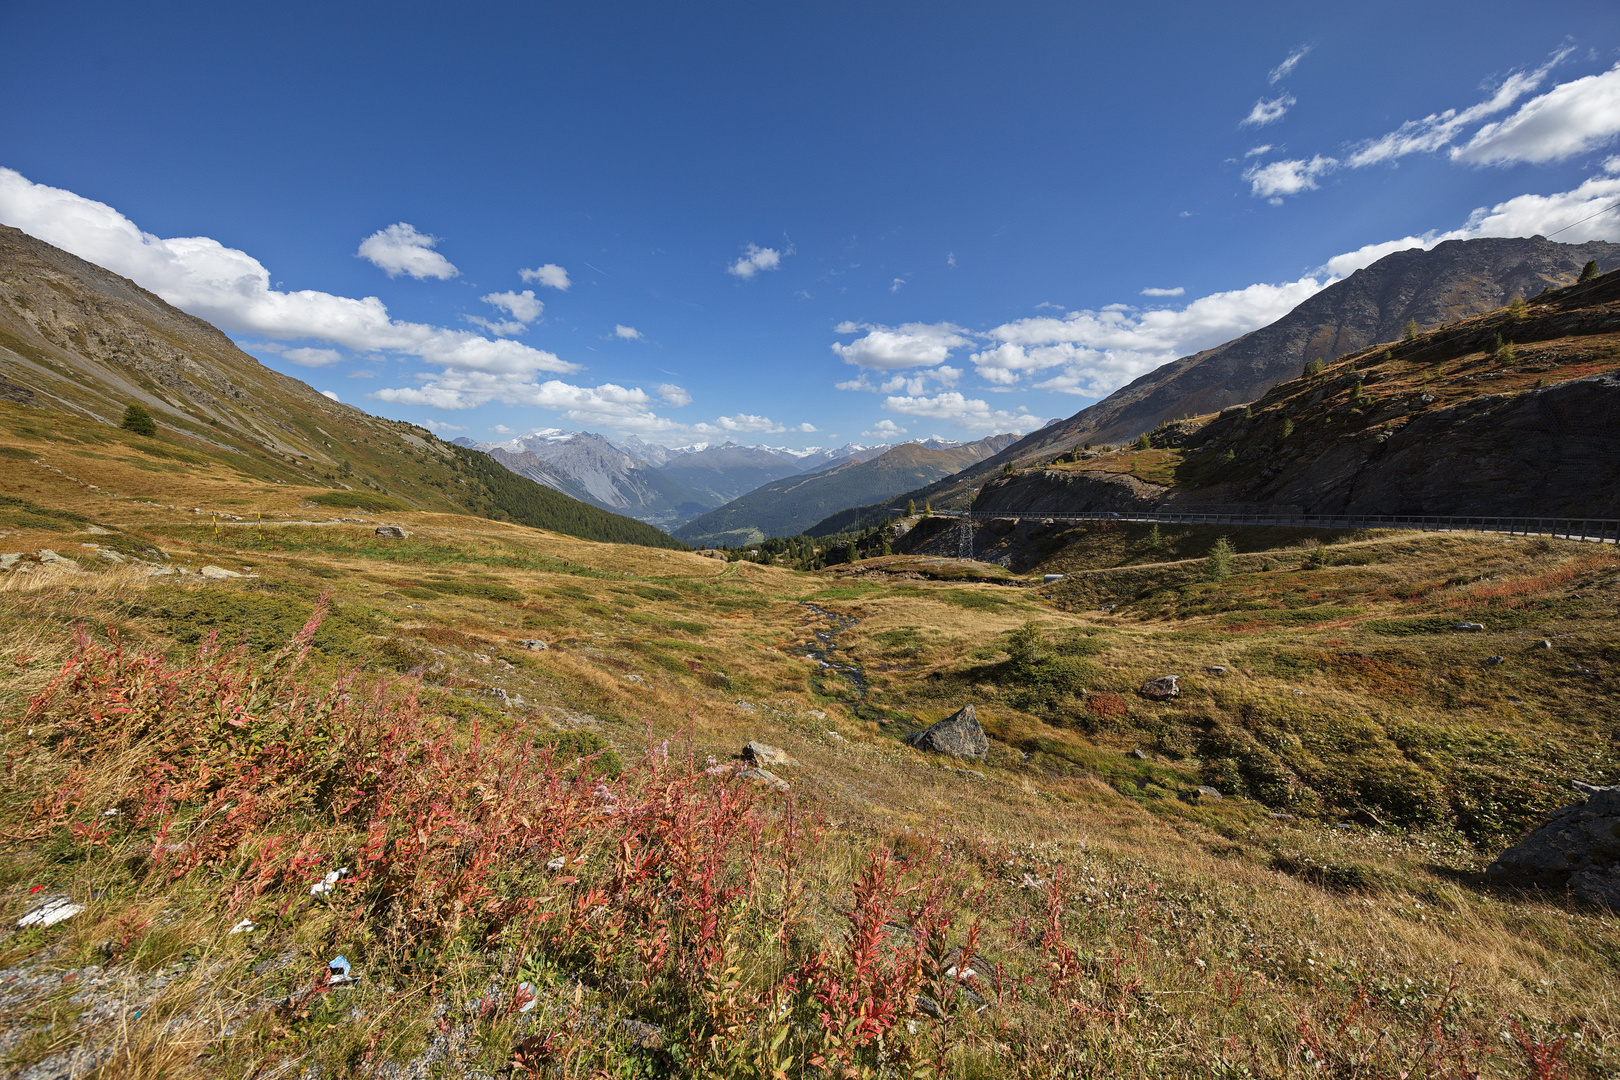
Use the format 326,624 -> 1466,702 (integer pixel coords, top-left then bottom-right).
1487,781 -> 1620,908
903,705 -> 989,760
1456,622 -> 1485,632
1140,675 -> 1180,700
742,741 -> 797,767
738,767 -> 790,793
375,525 -> 410,538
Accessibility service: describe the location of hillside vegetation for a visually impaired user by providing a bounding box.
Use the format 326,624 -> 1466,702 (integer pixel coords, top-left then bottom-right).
0,422 -> 1616,1077
0,225 -> 682,550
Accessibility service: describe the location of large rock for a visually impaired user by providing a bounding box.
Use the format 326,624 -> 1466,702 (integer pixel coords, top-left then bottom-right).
742,741 -> 797,767
375,525 -> 410,539
903,705 -> 988,760
1487,781 -> 1620,908
1139,675 -> 1180,700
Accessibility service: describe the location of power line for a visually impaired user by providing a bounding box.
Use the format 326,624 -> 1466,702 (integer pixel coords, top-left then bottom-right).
1544,198 -> 1620,239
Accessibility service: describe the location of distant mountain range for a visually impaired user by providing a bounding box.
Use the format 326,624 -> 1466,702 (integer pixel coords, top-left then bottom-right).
673,434 -> 1019,547
453,432 -> 888,530
827,236 -> 1620,531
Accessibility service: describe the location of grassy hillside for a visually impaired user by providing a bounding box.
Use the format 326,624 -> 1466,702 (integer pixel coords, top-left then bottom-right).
0,429 -> 1616,1075
675,435 -> 1016,547
0,224 -> 682,550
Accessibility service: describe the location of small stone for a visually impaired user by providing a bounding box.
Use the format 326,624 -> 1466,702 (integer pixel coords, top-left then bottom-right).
1483,655 -> 1504,665
17,895 -> 82,929
229,919 -> 257,934
1042,574 -> 1066,583
518,639 -> 549,651
0,553 -> 21,572
200,565 -> 243,579
903,705 -> 989,760
374,525 -> 410,539
619,1020 -> 664,1049
1189,785 -> 1223,802
37,549 -> 81,572
738,767 -> 790,792
83,525 -> 112,535
742,741 -> 797,767
1205,665 -> 1229,677
96,549 -> 125,564
1535,640 -> 1554,650
310,867 -> 350,898
545,856 -> 567,872
1129,749 -> 1150,761
1269,811 -> 1298,821
1139,675 -> 1180,700
1455,622 -> 1486,632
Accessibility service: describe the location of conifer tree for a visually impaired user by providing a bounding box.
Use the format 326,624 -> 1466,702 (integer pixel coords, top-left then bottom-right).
120,402 -> 157,436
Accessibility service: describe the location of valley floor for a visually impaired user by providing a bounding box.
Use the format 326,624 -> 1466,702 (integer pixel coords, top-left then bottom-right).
0,442 -> 1616,1077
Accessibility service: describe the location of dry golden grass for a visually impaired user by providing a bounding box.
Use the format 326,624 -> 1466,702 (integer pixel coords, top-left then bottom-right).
1,453 -> 1618,1075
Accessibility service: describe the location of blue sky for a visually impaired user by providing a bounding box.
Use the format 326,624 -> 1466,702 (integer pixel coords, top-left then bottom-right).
3,2 -> 1620,447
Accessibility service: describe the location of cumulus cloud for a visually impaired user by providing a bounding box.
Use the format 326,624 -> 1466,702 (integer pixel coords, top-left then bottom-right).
1243,155 -> 1337,200
831,321 -> 972,370
1452,64 -> 1620,165
490,424 -> 514,434
657,383 -> 692,407
862,419 -> 908,438
1141,286 -> 1185,297
1269,45 -> 1312,85
251,342 -> 344,368
890,278 -> 905,292
836,365 -> 962,396
465,289 -> 542,336
520,263 -> 571,290
882,392 -> 1043,434
727,243 -> 786,279
1241,94 -> 1296,127
614,324 -> 643,340
357,222 -> 459,280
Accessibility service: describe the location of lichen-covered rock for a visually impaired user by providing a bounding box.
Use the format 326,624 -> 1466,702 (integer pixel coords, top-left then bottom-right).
903,705 -> 989,760
375,525 -> 410,539
1487,781 -> 1620,908
742,741 -> 797,767
1140,675 -> 1180,700
738,767 -> 789,792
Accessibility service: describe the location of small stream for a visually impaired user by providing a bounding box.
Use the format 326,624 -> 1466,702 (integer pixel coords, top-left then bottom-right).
787,602 -> 867,699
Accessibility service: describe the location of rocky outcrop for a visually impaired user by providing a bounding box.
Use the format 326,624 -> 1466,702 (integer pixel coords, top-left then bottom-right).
1487,781 -> 1620,908
903,705 -> 989,760
971,469 -> 1167,516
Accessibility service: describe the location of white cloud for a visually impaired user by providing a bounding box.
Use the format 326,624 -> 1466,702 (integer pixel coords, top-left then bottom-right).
1244,144 -> 1273,158
320,390 -> 340,402
795,422 -> 818,432
422,418 -> 467,433
357,222 -> 459,280
520,263 -> 571,290
727,243 -> 785,279
483,289 -> 543,323
465,289 -> 543,336
490,424 -> 514,434
251,341 -> 345,368
657,383 -> 692,407
831,321 -> 972,370
0,167 -> 604,417
882,392 -> 1043,434
614,324 -> 643,340
1269,45 -> 1312,85
1243,155 -> 1337,200
1348,53 -> 1572,169
862,419 -> 908,438
946,252 -> 956,268
1452,64 -> 1620,165
891,278 -> 905,292
1241,94 -> 1295,127
1141,286 -> 1184,297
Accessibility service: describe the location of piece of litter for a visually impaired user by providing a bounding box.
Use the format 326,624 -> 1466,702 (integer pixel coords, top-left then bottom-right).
310,867 -> 351,898
517,981 -> 538,1013
229,919 -> 257,934
18,896 -> 83,929
328,955 -> 357,985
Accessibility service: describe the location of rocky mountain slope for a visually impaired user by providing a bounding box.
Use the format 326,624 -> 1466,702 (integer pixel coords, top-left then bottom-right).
972,265 -> 1620,519
853,237 -> 1620,526
675,434 -> 1019,547
0,224 -> 683,548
